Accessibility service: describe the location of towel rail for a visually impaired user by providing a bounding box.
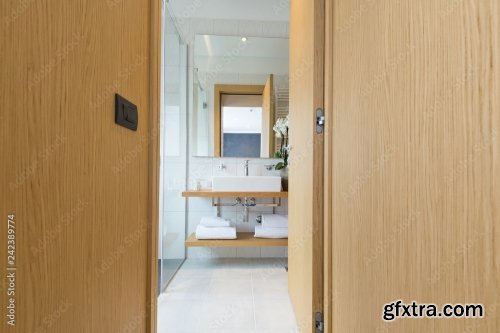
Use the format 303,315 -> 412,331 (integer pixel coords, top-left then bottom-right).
211,197 -> 282,220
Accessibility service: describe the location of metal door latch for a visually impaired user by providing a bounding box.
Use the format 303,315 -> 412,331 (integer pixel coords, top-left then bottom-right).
315,312 -> 324,332
316,108 -> 325,134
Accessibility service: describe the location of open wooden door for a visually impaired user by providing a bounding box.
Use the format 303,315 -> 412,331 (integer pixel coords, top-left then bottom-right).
324,0 -> 500,332
288,0 -> 325,332
261,74 -> 275,157
0,0 -> 160,332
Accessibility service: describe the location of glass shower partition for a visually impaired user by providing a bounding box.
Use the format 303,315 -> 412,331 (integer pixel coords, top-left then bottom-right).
158,4 -> 188,293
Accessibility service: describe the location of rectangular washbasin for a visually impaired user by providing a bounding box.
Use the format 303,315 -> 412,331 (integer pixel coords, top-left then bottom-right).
212,176 -> 282,192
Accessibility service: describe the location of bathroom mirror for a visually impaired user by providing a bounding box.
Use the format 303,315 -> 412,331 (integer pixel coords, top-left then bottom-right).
191,34 -> 289,157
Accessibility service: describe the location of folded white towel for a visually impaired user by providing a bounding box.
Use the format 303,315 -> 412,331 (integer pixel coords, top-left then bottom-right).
254,225 -> 288,239
200,216 -> 231,228
261,214 -> 288,229
196,225 -> 237,240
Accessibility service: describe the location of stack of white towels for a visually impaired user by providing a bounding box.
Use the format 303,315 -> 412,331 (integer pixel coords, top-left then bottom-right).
255,214 -> 288,239
195,216 -> 237,240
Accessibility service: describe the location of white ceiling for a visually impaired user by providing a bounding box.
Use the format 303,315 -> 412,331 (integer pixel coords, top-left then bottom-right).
194,34 -> 289,75
168,0 -> 289,22
195,35 -> 288,58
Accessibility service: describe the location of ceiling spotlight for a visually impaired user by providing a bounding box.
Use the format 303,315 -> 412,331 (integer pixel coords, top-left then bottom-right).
241,37 -> 247,42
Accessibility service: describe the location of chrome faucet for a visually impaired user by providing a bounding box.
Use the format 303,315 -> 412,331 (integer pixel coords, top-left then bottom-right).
244,160 -> 250,176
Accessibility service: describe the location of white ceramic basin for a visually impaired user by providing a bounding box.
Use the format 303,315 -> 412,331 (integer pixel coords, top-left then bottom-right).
212,176 -> 282,192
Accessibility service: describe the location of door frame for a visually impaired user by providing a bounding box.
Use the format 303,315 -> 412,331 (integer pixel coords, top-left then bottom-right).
312,0 -> 326,328
288,0 -> 326,331
148,1 -> 330,332
322,0 -> 333,331
148,0 -> 162,332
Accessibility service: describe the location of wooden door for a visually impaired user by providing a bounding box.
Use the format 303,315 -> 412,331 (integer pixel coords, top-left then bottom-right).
261,74 -> 275,156
288,0 -> 325,332
324,0 -> 500,332
0,0 -> 159,332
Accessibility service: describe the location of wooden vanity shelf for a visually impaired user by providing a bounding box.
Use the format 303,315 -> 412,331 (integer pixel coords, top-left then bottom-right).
182,191 -> 288,198
185,232 -> 287,247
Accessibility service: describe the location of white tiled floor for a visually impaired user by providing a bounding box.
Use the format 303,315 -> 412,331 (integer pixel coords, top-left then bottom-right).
157,258 -> 299,333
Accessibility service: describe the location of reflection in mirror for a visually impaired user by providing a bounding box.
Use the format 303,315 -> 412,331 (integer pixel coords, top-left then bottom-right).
222,94 -> 262,157
191,35 -> 289,157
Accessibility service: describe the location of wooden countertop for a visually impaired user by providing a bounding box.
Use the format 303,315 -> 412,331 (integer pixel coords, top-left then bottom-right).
185,232 -> 288,247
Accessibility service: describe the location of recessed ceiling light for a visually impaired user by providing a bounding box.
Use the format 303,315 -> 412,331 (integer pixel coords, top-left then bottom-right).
241,37 -> 247,42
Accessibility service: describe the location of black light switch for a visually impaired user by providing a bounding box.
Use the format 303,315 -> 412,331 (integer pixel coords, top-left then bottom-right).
115,94 -> 138,131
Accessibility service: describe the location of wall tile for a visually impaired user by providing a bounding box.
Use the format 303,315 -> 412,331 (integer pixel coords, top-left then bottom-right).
213,19 -> 240,36
212,247 -> 237,258
238,20 -> 263,36
161,211 -> 187,259
191,18 -> 214,35
236,213 -> 257,232
260,247 -> 287,258
212,159 -> 239,177
187,197 -> 214,212
236,247 -> 261,258
260,21 -> 287,37
188,247 -> 212,260
237,73 -> 268,84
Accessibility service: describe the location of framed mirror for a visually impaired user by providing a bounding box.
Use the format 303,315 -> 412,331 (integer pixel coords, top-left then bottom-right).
191,34 -> 289,157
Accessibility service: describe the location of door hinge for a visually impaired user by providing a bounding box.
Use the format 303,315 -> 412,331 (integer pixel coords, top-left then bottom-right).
316,108 -> 325,134
315,312 -> 324,333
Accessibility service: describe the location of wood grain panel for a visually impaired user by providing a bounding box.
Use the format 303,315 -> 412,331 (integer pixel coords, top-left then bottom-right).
326,0 -> 500,331
262,74 -> 275,156
0,0 -> 156,332
289,0 -> 325,332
